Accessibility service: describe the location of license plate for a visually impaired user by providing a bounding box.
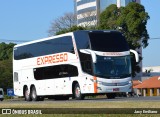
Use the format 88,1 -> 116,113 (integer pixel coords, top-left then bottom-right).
113,88 -> 119,92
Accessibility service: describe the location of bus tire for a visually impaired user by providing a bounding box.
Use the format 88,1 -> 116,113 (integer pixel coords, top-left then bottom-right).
74,83 -> 84,100
31,86 -> 44,101
24,87 -> 31,101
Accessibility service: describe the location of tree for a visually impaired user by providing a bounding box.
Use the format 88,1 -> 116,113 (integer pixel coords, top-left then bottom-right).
117,2 -> 149,49
0,59 -> 13,93
0,42 -> 15,60
98,4 -> 121,30
48,11 -> 98,36
0,42 -> 16,93
56,25 -> 86,35
98,3 -> 150,77
48,12 -> 77,36
99,3 -> 149,49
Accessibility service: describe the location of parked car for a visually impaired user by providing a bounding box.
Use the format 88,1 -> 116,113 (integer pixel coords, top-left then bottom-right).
0,88 -> 4,101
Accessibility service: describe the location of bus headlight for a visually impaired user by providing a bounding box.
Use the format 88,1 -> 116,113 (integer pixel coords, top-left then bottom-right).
97,81 -> 103,85
128,81 -> 132,84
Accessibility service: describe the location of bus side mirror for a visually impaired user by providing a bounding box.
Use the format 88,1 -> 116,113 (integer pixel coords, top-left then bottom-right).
130,49 -> 139,62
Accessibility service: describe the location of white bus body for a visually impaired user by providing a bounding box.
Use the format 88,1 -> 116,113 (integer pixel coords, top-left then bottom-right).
13,30 -> 138,101
0,88 -> 4,101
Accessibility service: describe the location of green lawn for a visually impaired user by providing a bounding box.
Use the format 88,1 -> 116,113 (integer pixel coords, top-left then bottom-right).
1,101 -> 160,108
0,100 -> 160,116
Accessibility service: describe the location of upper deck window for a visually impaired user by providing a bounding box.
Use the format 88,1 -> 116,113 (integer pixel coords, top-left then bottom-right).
88,31 -> 129,52
14,36 -> 74,60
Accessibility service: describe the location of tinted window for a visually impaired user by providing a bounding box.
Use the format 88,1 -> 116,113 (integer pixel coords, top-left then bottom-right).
94,55 -> 131,79
33,64 -> 78,80
89,32 -> 129,52
0,91 -> 2,95
78,51 -> 93,75
74,31 -> 90,50
14,36 -> 74,60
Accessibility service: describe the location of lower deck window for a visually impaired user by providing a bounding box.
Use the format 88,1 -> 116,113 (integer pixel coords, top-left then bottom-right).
33,64 -> 78,80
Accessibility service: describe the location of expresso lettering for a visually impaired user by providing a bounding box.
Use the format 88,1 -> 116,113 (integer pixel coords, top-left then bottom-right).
37,53 -> 68,65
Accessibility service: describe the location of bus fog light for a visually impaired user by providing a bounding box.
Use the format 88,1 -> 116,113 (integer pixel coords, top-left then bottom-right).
90,79 -> 94,82
90,78 -> 97,83
97,87 -> 102,90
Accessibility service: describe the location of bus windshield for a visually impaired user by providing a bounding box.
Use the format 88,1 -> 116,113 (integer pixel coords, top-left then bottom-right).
94,55 -> 131,79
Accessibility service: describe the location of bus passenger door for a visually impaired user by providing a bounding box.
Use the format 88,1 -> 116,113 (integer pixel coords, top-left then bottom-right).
61,64 -> 79,95
54,65 -> 77,95
59,72 -> 71,95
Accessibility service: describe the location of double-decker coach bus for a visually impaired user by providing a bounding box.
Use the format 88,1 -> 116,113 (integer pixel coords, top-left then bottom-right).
13,30 -> 139,101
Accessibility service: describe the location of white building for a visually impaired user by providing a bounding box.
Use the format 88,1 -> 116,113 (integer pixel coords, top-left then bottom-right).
74,0 -> 141,26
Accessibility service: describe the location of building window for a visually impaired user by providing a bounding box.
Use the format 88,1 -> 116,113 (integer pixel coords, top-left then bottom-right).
145,88 -> 148,94
78,16 -> 97,24
77,0 -> 96,6
77,6 -> 96,15
152,88 -> 154,94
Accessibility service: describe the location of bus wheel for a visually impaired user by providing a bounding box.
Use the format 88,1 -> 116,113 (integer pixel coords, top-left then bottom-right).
24,87 -> 31,101
31,86 -> 44,101
106,93 -> 116,99
74,83 -> 84,100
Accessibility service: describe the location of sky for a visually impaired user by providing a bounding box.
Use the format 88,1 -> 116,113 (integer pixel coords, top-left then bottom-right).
0,0 -> 160,67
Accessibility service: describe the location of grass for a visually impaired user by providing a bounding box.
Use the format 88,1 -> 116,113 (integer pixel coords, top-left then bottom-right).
1,99 -> 160,116
1,100 -> 160,108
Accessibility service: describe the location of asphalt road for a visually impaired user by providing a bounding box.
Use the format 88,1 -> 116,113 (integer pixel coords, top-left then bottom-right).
2,96 -> 160,103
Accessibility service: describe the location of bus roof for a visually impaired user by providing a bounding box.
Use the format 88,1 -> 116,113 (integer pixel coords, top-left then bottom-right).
14,30 -> 120,48
14,32 -> 73,48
